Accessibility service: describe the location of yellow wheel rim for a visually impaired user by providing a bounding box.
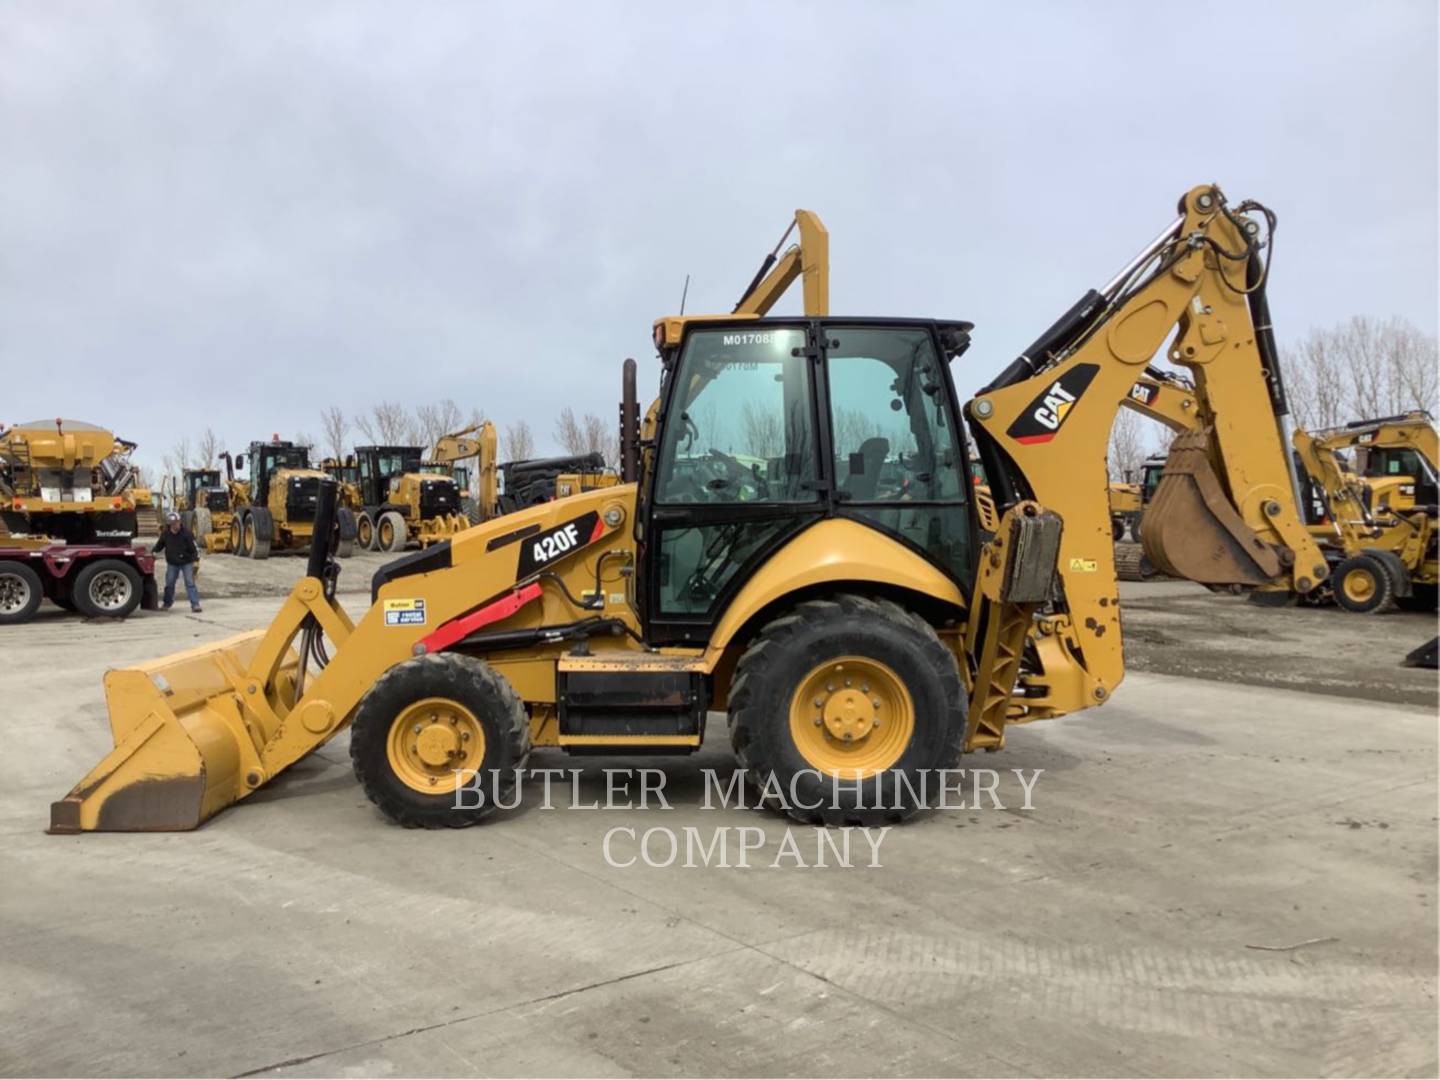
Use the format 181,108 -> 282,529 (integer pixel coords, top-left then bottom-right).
788,656 -> 915,778
1343,567 -> 1375,603
230,519 -> 241,548
385,697 -> 487,794
358,517 -> 373,547
380,519 -> 394,548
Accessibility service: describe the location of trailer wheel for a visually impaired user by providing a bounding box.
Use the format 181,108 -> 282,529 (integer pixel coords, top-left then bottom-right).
0,561 -> 44,624
728,594 -> 965,827
72,559 -> 143,619
378,511 -> 408,553
356,510 -> 376,551
1332,553 -> 1394,614
350,653 -> 531,828
232,513 -> 250,556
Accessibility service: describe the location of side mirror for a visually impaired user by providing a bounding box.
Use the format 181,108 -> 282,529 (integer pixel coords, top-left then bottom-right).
234,454 -> 245,470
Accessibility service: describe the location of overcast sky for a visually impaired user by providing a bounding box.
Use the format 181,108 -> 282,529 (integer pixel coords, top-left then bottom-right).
2,1 -> 1435,474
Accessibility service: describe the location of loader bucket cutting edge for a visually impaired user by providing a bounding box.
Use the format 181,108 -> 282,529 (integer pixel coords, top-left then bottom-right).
1140,430 -> 1283,586
49,629 -> 300,833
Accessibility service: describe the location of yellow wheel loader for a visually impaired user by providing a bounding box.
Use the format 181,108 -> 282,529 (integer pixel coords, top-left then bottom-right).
225,440 -> 358,560
51,184 -> 1324,834
1293,412 -> 1437,614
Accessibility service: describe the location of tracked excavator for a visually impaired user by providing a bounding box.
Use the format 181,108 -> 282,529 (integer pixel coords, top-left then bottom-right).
51,184 -> 1324,833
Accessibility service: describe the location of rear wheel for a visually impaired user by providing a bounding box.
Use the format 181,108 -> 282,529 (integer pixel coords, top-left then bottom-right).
356,510 -> 376,551
247,508 -> 273,560
1332,553 -> 1394,614
193,507 -> 213,537
350,653 -> 531,828
72,559 -> 143,619
334,507 -> 357,559
728,594 -> 965,826
232,513 -> 250,556
0,561 -> 44,624
378,511 -> 408,553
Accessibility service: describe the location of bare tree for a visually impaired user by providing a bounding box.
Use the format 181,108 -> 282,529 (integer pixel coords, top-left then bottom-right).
416,399 -> 465,450
195,427 -> 220,468
293,431 -> 318,454
320,406 -> 349,460
740,400 -> 784,459
502,419 -> 535,461
554,408 -> 616,465
1283,316 -> 1438,430
1107,409 -> 1165,482
554,408 -> 586,456
355,402 -> 418,445
166,436 -> 193,478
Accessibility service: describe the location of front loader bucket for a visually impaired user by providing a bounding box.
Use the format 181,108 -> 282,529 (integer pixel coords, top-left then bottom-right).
50,630 -> 299,832
1140,430 -> 1283,586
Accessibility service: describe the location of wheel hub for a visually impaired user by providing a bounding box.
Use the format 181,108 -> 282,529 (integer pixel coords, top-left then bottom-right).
1344,569 -> 1374,601
386,698 -> 486,793
0,574 -> 28,613
789,657 -> 915,778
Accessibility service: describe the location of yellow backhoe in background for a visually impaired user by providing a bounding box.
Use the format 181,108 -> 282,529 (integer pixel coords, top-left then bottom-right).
51,184 -> 1330,834
1293,412 -> 1437,613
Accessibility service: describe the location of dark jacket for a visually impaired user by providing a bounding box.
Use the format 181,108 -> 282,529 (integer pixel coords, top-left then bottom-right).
153,526 -> 200,565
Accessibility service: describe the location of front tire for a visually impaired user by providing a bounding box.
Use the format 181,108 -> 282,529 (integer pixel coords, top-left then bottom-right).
72,559 -> 143,619
727,594 -> 965,827
350,653 -> 531,828
0,561 -> 44,624
378,510 -> 408,553
356,510 -> 376,551
1332,553 -> 1394,614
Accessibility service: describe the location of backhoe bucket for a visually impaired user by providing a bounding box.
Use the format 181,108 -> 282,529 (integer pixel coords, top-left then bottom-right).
1140,430 -> 1283,586
49,631 -> 299,832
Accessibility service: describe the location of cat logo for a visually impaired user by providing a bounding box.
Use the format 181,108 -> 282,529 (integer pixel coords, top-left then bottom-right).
1005,364 -> 1101,445
1128,381 -> 1159,406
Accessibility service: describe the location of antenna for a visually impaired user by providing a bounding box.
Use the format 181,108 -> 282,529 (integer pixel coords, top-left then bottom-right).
679,274 -> 691,316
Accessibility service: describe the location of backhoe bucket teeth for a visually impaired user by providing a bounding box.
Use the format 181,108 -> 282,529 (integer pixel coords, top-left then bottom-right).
1140,430 -> 1283,586
49,630 -> 298,833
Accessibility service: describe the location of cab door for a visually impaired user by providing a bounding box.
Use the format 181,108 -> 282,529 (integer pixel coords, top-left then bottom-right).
641,322 -> 826,645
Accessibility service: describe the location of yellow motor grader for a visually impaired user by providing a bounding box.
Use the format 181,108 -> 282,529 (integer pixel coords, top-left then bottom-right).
222,439 -> 358,559
51,184 -> 1324,833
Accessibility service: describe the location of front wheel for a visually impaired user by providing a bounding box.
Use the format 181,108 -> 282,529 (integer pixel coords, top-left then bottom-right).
1332,553 -> 1395,614
0,561 -> 44,624
231,513 -> 249,556
728,594 -> 965,827
350,653 -> 531,828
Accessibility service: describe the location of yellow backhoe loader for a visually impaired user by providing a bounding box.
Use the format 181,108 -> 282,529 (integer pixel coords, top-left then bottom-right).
51,184 -> 1325,834
1292,412 -> 1437,613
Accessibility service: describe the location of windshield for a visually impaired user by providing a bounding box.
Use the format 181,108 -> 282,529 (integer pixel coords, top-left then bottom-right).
266,447 -> 309,471
655,327 -> 817,504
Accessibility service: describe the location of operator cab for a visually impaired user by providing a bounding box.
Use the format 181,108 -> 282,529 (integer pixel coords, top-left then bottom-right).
355,446 -> 425,506
245,441 -> 313,507
640,317 -> 977,644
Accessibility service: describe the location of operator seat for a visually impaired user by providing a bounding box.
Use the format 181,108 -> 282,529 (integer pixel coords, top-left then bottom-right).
842,437 -> 890,501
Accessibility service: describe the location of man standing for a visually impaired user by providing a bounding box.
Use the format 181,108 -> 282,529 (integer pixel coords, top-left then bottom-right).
153,512 -> 203,613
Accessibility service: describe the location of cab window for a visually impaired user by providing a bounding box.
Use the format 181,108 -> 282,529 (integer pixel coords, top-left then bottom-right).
654,327 -> 817,505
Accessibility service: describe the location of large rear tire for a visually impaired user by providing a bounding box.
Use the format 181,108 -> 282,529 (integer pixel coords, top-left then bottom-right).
193,507 -> 213,537
232,513 -> 250,556
378,511 -> 408,553
72,559 -> 143,619
350,653 -> 531,828
333,507 -> 356,559
1332,553 -> 1394,614
0,561 -> 44,624
247,507 -> 273,560
356,510 -> 377,551
727,594 -> 965,827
